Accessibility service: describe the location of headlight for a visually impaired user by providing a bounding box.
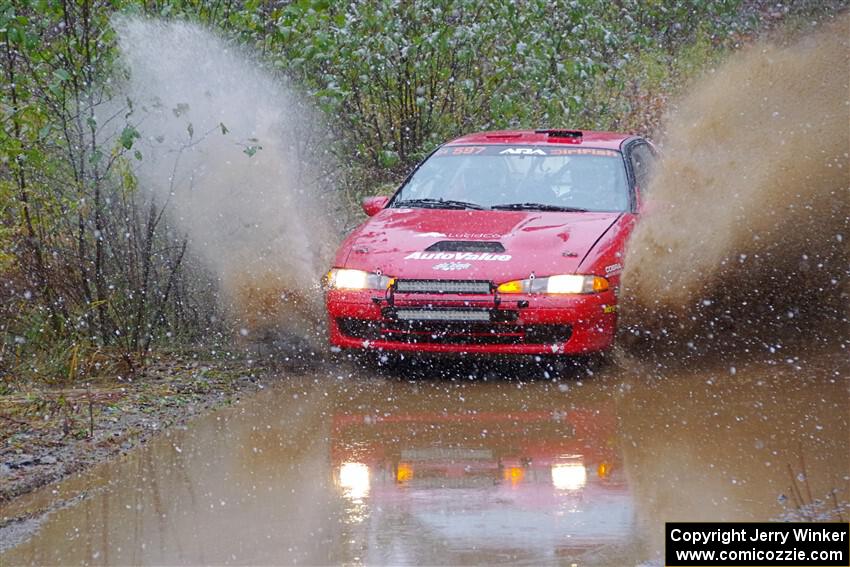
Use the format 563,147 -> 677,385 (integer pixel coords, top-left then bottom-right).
497,274 -> 609,294
326,268 -> 393,290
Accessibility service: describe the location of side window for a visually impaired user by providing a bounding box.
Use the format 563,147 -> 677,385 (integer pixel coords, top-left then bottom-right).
629,142 -> 657,190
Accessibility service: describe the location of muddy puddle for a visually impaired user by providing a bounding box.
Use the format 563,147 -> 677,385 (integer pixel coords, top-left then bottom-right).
1,349 -> 847,565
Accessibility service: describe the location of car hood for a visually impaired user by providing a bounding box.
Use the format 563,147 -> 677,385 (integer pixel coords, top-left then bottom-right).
340,208 -> 621,280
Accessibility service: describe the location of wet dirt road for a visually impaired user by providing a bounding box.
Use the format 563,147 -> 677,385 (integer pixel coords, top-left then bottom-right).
2,349 -> 848,566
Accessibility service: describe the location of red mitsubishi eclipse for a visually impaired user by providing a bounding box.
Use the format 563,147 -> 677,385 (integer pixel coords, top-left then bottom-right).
324,129 -> 656,356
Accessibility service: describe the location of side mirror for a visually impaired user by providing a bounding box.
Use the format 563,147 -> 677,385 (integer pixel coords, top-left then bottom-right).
362,196 -> 389,217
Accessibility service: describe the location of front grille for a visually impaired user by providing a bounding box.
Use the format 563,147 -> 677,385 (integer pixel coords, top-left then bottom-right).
394,279 -> 492,294
336,317 -> 572,346
395,309 -> 491,322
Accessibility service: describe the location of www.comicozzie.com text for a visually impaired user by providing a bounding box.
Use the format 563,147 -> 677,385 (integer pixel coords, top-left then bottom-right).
670,527 -> 848,546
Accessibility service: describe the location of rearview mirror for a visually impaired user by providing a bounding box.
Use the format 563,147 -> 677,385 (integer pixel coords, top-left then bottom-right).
362,196 -> 389,217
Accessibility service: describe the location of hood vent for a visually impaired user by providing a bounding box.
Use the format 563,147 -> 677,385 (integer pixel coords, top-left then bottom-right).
425,241 -> 505,253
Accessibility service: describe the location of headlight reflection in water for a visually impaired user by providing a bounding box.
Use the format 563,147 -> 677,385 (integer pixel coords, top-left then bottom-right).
551,459 -> 587,491
337,461 -> 371,500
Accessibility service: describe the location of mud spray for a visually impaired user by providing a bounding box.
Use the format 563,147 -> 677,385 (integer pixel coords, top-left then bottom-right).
621,16 -> 850,359
113,17 -> 340,349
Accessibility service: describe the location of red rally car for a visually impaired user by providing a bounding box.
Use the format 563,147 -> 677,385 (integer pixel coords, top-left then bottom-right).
324,129 -> 656,356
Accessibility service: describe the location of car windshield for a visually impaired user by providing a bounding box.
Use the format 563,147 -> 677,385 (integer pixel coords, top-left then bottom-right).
392,145 -> 630,212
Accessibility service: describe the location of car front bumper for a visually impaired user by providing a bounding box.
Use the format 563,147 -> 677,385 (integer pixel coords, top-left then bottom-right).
326,288 -> 617,355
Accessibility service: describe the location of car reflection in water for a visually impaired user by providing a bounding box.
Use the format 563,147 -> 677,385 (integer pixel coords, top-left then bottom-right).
330,402 -> 633,564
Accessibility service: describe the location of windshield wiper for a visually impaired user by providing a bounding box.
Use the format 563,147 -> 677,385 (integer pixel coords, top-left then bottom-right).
393,198 -> 488,210
491,202 -> 589,212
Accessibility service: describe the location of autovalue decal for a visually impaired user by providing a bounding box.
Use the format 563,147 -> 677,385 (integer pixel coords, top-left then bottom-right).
405,251 -> 511,261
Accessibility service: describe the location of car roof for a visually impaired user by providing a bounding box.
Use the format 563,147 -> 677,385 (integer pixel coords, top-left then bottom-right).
446,129 -> 633,150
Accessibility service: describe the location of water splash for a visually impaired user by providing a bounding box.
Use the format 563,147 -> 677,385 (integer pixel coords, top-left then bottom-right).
114,17 -> 340,346
620,16 -> 850,357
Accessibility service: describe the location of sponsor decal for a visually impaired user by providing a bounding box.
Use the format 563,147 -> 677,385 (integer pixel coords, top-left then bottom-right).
433,146 -> 486,157
405,251 -> 511,262
432,262 -> 471,271
433,145 -> 621,158
445,233 -> 502,239
499,147 -> 546,155
603,304 -> 617,314
414,232 -> 502,239
549,148 -> 620,157
604,263 -> 623,274
450,146 -> 486,155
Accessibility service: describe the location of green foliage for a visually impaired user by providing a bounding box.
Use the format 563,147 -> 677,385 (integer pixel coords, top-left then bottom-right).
252,0 -> 747,172
243,144 -> 261,157
0,179 -> 17,272
182,0 -> 758,207
0,0 -> 222,381
120,125 -> 141,149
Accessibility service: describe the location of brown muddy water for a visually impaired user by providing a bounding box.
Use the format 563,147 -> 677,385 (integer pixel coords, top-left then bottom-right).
1,350 -> 847,566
